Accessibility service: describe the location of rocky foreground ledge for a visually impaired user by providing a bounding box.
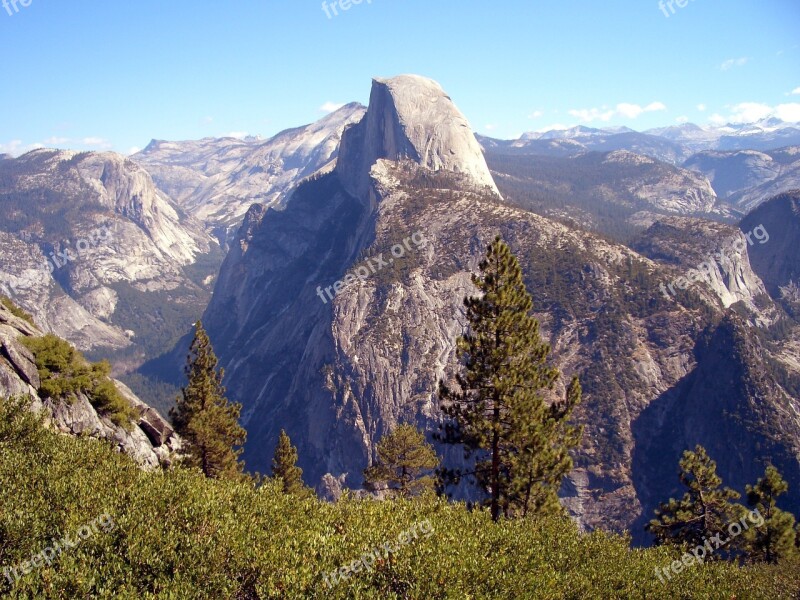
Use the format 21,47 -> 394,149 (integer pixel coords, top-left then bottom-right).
0,300 -> 181,468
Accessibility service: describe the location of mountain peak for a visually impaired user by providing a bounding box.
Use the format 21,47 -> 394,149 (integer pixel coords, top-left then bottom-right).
335,74 -> 500,198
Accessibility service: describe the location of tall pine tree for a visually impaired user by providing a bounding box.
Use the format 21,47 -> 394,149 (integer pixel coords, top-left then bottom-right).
438,236 -> 582,521
364,424 -> 440,498
647,445 -> 742,555
171,322 -> 247,481
507,376 -> 583,517
271,429 -> 314,498
742,465 -> 798,564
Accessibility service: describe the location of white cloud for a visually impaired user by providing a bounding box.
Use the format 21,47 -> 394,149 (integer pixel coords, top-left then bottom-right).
533,123 -> 570,133
569,101 -> 666,123
0,140 -> 45,156
527,110 -> 544,119
568,107 -> 614,122
225,131 -> 249,139
81,137 -> 113,149
483,124 -> 497,132
0,140 -> 23,154
791,87 -> 800,96
2,136 -> 122,156
616,103 -> 645,119
708,113 -> 727,126
319,101 -> 345,113
44,136 -> 70,146
696,104 -> 707,112
720,57 -> 749,71
775,103 -> 800,122
676,116 -> 689,124
201,116 -> 214,125
127,146 -> 141,156
707,102 -> 800,126
727,102 -> 773,123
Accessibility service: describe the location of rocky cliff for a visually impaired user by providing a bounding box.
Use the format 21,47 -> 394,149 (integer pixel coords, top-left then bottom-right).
484,149 -> 736,242
685,147 -> 800,211
336,75 -> 499,199
0,150 -> 218,369
200,75 -> 800,534
632,216 -> 774,318
740,190 -> 800,298
0,299 -> 180,468
133,104 -> 367,245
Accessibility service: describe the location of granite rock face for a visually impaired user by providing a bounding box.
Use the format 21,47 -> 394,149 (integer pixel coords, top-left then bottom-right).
601,151 -> 718,215
0,300 -> 181,468
740,190 -> 800,297
336,75 -> 500,199
133,104 -> 367,245
685,146 -> 800,211
200,75 -> 800,535
633,216 -> 774,317
0,150 -> 215,354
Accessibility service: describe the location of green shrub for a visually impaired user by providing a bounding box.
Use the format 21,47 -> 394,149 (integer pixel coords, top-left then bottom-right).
90,371 -> 138,428
19,334 -> 136,428
0,295 -> 35,326
0,400 -> 797,599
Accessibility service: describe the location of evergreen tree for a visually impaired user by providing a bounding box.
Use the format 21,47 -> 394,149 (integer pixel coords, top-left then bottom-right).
364,424 -> 440,498
171,321 -> 247,481
742,465 -> 798,564
507,376 -> 583,517
646,445 -> 742,555
437,236 -> 582,521
271,429 -> 313,498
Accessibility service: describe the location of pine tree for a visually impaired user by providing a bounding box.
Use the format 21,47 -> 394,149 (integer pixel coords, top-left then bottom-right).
507,376 -> 583,517
170,321 -> 247,481
437,236 -> 582,522
742,465 -> 798,564
364,424 -> 440,498
646,445 -> 742,555
271,429 -> 313,498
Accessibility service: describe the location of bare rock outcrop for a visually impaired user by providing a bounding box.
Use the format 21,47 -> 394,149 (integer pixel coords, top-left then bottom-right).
0,300 -> 181,468
336,75 -> 500,199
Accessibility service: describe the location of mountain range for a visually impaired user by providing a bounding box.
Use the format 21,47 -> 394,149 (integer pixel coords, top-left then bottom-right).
1,75 -> 798,541
194,76 -> 800,537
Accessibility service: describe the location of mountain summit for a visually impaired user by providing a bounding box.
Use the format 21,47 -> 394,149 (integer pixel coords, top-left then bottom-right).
336,74 -> 500,198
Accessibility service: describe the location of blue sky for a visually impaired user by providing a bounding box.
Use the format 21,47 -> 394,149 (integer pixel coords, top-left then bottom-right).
1,0 -> 798,155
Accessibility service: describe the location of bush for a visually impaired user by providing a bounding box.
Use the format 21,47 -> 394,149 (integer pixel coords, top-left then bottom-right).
19,334 -> 137,428
0,296 -> 35,326
0,401 -> 797,599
